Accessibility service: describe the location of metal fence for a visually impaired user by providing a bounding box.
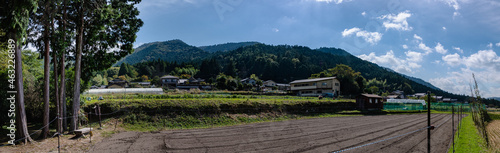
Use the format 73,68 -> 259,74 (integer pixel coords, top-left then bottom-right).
384,102 -> 477,111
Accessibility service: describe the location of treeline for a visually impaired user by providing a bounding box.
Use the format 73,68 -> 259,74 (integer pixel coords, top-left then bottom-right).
0,0 -> 142,143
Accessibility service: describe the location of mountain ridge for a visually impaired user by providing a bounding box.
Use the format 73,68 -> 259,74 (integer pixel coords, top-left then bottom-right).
116,40 -> 463,100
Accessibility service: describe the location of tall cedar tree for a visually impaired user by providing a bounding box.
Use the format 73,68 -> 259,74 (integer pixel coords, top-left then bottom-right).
29,0 -> 57,139
69,0 -> 143,132
0,0 -> 38,143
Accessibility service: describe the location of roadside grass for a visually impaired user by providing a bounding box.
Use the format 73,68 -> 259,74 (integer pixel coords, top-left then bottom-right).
448,114 -> 489,153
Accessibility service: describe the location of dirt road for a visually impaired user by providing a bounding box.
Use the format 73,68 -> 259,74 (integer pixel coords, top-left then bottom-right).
90,114 -> 459,153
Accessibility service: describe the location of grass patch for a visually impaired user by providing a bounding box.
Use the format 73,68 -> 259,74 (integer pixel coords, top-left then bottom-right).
120,112 -> 361,131
448,114 -> 488,153
488,112 -> 500,120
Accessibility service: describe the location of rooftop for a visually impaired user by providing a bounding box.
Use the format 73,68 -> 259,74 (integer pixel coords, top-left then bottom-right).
161,75 -> 179,79
289,77 -> 337,84
360,94 -> 383,98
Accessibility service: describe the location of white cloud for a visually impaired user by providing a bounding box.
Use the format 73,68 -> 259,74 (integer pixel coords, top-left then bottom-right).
496,42 -> 500,47
361,11 -> 366,16
414,34 -> 423,41
430,68 -> 500,97
442,50 -> 500,71
405,50 -> 423,62
358,50 -> 422,74
402,44 -> 408,49
315,0 -> 352,4
442,53 -> 461,66
419,43 -> 433,55
272,28 -> 279,32
435,42 -> 448,54
442,0 -> 460,10
487,43 -> 493,48
442,27 -> 447,30
439,0 -> 460,18
342,27 -> 383,45
464,50 -> 500,71
378,10 -> 413,31
453,47 -> 463,53
342,27 -> 361,37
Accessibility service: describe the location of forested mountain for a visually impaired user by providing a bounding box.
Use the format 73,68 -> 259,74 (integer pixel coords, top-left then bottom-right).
114,39 -> 210,66
204,44 -> 467,100
198,41 -> 260,53
112,40 -> 468,100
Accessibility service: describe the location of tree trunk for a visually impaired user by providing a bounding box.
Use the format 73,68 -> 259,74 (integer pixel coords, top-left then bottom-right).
52,15 -> 61,134
60,0 -> 68,133
71,2 -> 84,132
42,20 -> 50,139
12,35 -> 33,144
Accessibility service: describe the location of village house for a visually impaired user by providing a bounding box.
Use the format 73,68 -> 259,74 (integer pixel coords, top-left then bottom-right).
276,83 -> 291,91
289,77 -> 340,97
261,80 -> 276,91
107,78 -> 129,88
356,94 -> 384,110
161,75 -> 179,89
240,78 -> 257,86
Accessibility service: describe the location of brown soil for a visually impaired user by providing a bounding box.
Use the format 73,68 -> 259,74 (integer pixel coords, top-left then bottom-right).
0,118 -> 126,153
87,114 -> 459,153
487,120 -> 500,153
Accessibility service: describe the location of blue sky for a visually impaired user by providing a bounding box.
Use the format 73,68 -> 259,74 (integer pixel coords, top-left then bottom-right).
134,0 -> 500,98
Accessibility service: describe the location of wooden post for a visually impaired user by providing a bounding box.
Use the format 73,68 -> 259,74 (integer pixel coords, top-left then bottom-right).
452,105 -> 454,153
98,104 -> 102,128
427,91 -> 431,153
58,132 -> 60,153
89,106 -> 92,143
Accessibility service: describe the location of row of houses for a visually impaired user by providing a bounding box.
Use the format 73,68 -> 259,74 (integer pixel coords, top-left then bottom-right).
103,75 -> 343,97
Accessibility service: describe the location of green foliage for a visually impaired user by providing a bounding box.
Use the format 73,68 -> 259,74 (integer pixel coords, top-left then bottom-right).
78,0 -> 144,83
216,73 -> 240,91
367,86 -> 379,94
196,58 -> 222,80
0,0 -> 38,45
21,50 -> 44,120
171,66 -> 199,77
91,74 -> 104,86
118,63 -> 137,78
107,67 -> 120,78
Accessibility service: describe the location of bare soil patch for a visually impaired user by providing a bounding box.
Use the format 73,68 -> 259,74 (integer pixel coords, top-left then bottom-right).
89,114 -> 458,153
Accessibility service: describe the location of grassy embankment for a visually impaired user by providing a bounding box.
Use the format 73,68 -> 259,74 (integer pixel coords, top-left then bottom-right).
84,94 -> 358,131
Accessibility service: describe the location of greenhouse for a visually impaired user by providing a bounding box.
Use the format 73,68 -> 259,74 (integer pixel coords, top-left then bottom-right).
384,99 -> 426,110
83,88 -> 164,95
384,99 -> 474,111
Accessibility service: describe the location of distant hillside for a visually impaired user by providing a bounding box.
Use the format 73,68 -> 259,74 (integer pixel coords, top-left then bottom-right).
198,41 -> 260,53
206,44 -> 467,100
315,47 -> 352,56
114,39 -> 210,66
380,67 -> 441,91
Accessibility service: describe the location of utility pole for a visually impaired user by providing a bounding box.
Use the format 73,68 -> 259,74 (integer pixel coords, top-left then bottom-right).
427,91 -> 431,153
452,105 -> 455,153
